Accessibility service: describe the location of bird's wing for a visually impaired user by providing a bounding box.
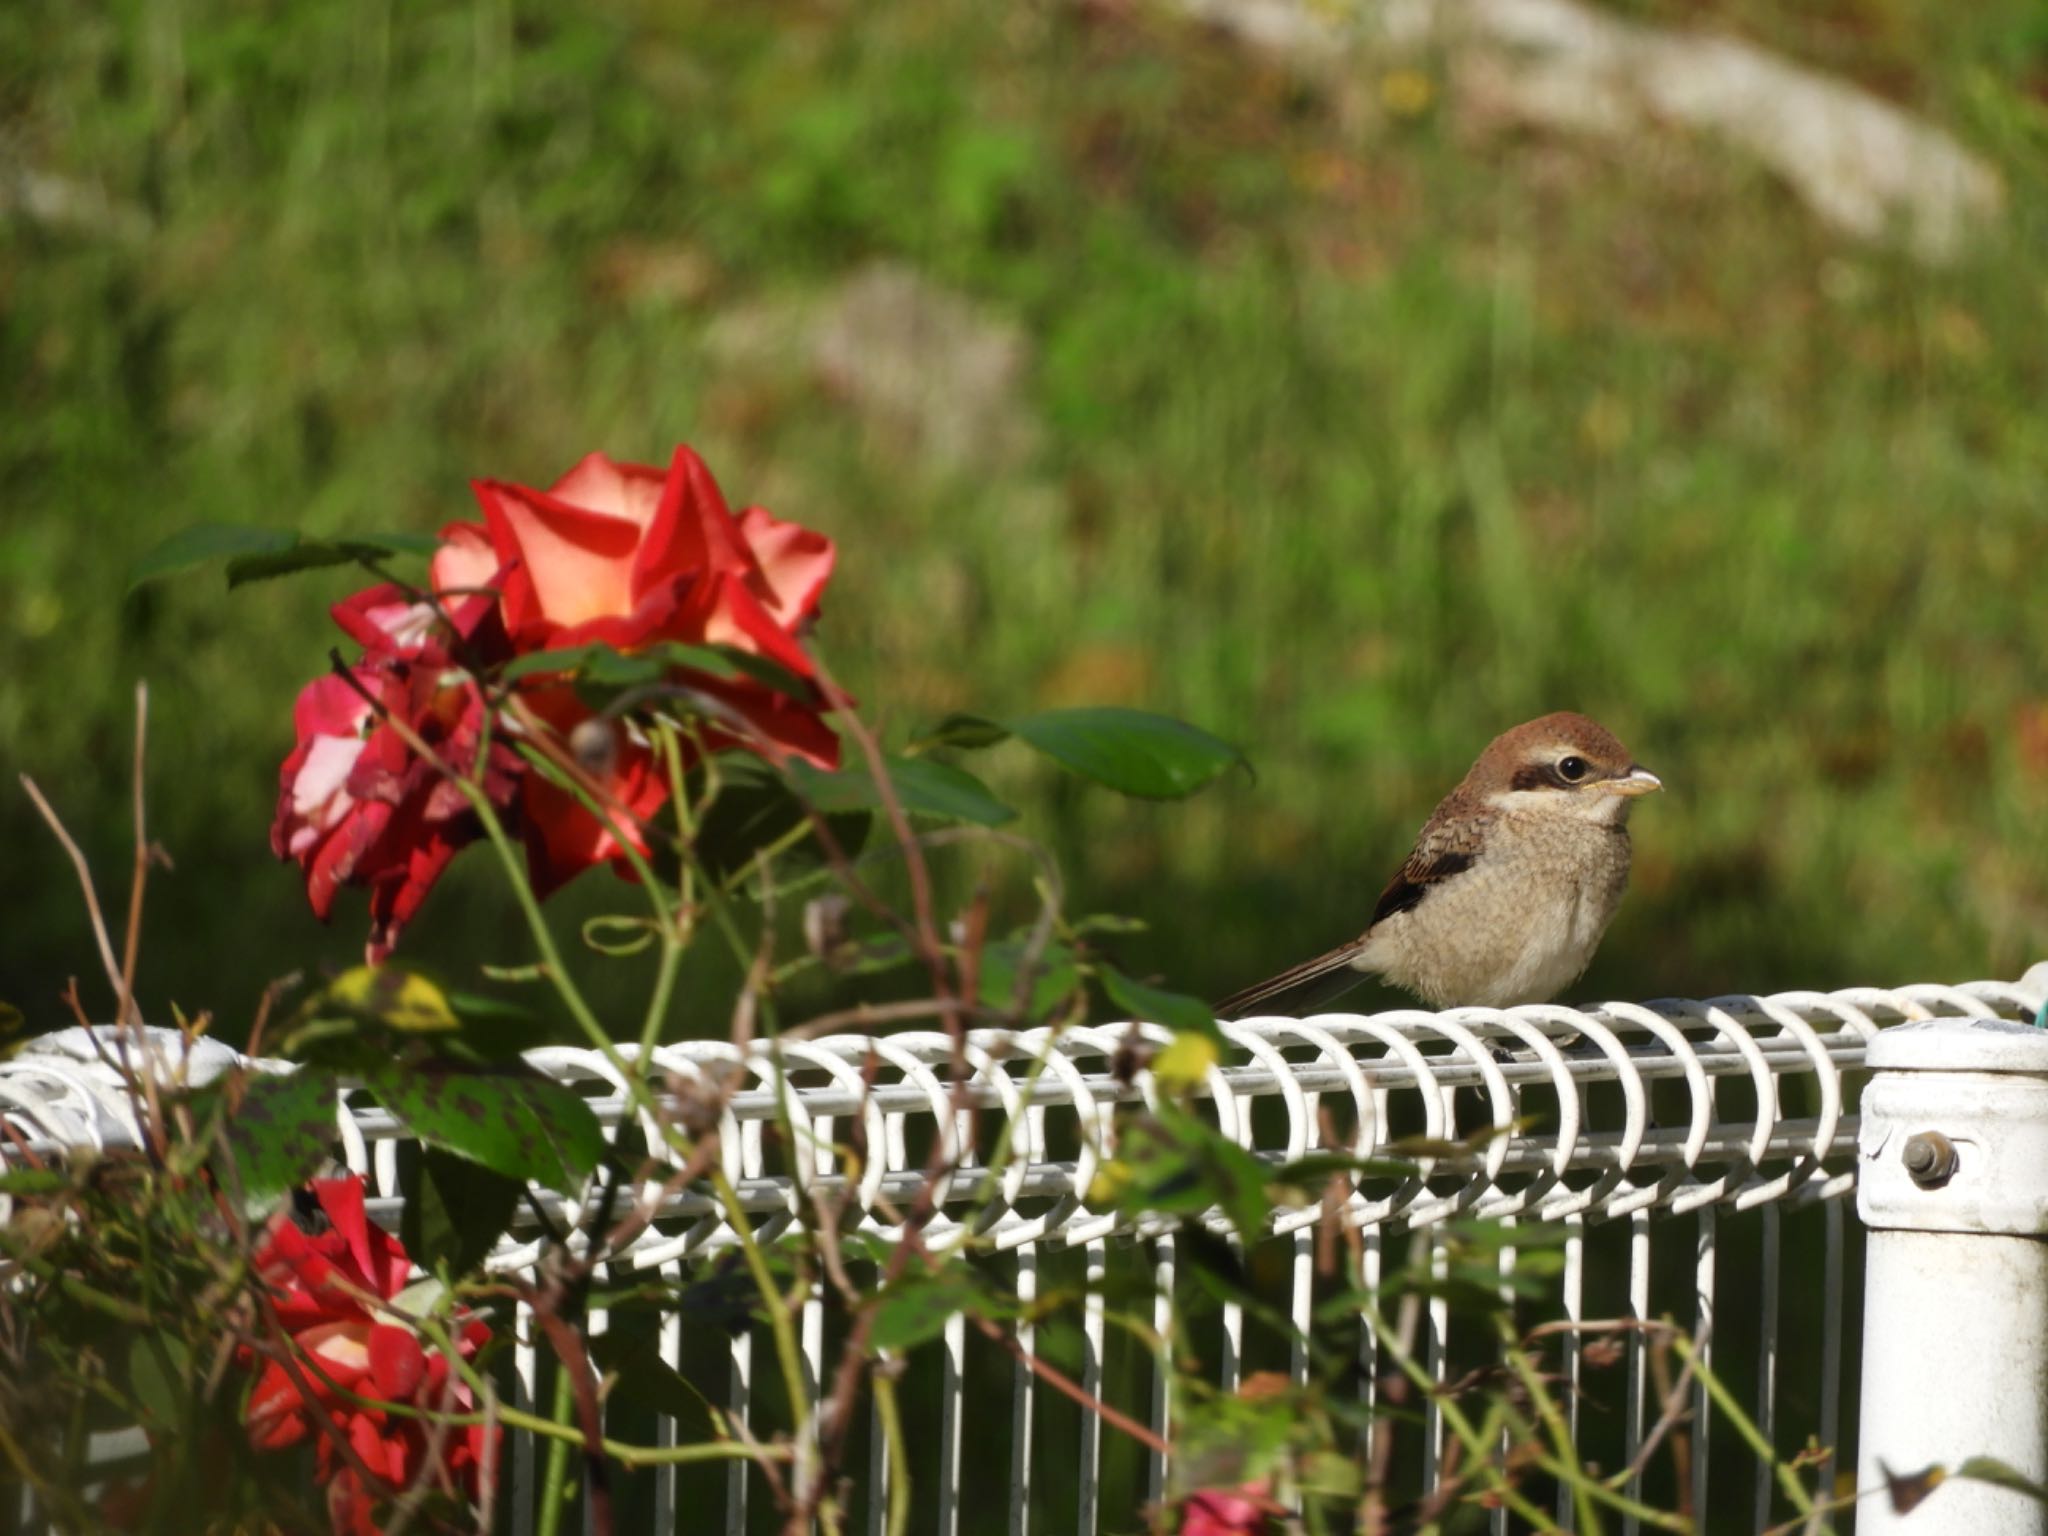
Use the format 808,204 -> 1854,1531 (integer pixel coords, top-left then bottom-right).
1366,807 -> 1490,928
1214,802 -> 1494,1020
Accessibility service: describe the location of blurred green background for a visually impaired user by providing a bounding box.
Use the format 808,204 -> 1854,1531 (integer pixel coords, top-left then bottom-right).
4,0 -> 2046,1040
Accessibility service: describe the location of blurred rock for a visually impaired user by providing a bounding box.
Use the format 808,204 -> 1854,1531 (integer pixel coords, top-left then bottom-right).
1170,0 -> 2003,264
705,261 -> 1038,473
2,164 -> 150,242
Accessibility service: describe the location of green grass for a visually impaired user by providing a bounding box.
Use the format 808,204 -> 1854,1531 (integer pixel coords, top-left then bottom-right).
4,0 -> 2046,1041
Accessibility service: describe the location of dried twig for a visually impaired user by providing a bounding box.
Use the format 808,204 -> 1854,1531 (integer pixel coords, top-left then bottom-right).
19,774 -> 132,1023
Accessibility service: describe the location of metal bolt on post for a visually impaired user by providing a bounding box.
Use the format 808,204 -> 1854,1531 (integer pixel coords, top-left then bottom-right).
1857,1016 -> 2048,1534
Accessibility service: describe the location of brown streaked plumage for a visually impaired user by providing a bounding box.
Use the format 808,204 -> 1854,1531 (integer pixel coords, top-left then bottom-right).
1216,712 -> 1661,1016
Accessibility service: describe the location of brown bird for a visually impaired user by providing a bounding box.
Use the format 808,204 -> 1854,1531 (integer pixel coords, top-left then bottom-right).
1217,712 -> 1661,1016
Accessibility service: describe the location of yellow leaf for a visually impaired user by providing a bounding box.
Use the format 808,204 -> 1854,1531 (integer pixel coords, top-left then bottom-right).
1152,1030 -> 1219,1096
329,966 -> 459,1034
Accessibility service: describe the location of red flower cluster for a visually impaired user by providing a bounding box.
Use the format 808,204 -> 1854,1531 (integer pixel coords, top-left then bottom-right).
271,446 -> 839,958
244,1177 -> 496,1536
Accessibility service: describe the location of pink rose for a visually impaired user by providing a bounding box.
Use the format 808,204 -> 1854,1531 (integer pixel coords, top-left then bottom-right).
1178,1482 -> 1278,1536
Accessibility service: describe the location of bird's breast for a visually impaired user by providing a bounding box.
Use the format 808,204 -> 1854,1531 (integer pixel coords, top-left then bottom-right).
1361,817 -> 1631,1009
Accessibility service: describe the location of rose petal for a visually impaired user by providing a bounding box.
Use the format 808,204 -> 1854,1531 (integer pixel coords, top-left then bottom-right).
474,476 -> 645,633
367,1324 -> 427,1401
736,506 -> 835,628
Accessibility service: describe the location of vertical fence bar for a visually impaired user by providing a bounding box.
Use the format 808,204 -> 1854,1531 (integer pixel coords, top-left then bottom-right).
1692,1205 -> 1715,1528
1818,1197 -> 1844,1505
1489,1217 -> 1516,1536
868,1349 -> 891,1536
1219,1236 -> 1244,1393
938,1309 -> 965,1536
1557,1215 -> 1584,1531
1424,1233 -> 1447,1495
514,1296 -> 538,1536
1753,1201 -> 1781,1534
1078,1239 -> 1108,1534
1148,1234 -> 1176,1507
728,1325 -> 753,1536
1290,1226 -> 1313,1388
1623,1211 -> 1650,1536
585,1265 -> 610,1536
1010,1244 -> 1037,1536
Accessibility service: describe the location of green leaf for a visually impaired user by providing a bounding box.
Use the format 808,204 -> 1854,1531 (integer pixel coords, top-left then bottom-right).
128,523 -> 299,591
977,936 -> 1082,1023
1098,964 -> 1223,1045
1957,1457 -> 2048,1501
1008,708 -> 1247,799
128,524 -> 439,593
1093,1105 -> 1273,1243
402,1149 -> 522,1275
589,1332 -> 713,1424
225,542 -> 370,586
908,712 -> 1013,752
787,756 -> 1015,827
0,1168 -> 69,1196
869,1268 -> 1007,1353
127,1334 -> 190,1433
213,1069 -> 339,1202
363,1064 -> 604,1194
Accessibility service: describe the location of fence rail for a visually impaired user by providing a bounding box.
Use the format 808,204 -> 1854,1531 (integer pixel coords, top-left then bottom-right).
6,977 -> 2044,1534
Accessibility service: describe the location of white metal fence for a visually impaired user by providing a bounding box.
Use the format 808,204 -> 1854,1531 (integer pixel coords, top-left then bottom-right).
6,975 -> 2046,1533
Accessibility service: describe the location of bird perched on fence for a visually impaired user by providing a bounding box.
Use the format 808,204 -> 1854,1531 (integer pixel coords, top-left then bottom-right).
1216,712 -> 1661,1017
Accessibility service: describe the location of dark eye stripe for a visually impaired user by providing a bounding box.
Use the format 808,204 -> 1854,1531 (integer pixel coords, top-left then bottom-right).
1509,760 -> 1596,792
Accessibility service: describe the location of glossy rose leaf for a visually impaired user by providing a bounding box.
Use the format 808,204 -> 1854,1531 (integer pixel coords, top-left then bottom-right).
210,1067 -> 340,1204
786,755 -> 1016,827
1008,708 -> 1248,800
402,1147 -> 523,1275
1098,963 -> 1224,1046
363,1063 -> 604,1194
869,1268 -> 1011,1354
128,523 -> 437,592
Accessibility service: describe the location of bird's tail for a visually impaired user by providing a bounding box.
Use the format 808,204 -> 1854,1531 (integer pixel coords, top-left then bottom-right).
1213,941 -> 1372,1019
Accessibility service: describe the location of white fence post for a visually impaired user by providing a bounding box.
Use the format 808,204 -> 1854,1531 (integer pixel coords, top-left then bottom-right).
1856,1018 -> 2048,1535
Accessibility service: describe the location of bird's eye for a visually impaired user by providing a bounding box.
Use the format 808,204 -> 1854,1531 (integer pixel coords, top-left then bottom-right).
1557,755 -> 1590,783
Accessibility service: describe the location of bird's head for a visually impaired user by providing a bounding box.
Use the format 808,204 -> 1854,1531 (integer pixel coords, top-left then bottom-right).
1472,711 -> 1662,824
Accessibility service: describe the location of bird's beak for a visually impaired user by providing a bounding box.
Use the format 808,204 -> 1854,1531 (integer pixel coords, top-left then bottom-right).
1600,766 -> 1663,797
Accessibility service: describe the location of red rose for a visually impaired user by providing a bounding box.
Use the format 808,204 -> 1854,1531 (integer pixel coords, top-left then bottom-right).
466,446 -> 839,892
243,1177 -> 496,1535
274,444 -> 839,951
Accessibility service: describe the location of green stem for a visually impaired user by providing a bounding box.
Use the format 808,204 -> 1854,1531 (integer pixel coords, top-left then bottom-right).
1674,1334 -> 1816,1519
873,1367 -> 912,1536
536,1365 -> 576,1536
711,1166 -> 811,1448
1500,1322 -> 1603,1536
1361,1294 -> 1560,1531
